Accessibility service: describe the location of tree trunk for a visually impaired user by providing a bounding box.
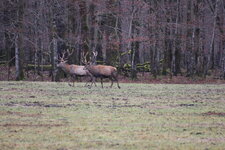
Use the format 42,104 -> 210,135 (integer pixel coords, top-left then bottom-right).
102,32 -> 107,63
15,0 -> 24,81
120,0 -> 133,66
51,32 -> 58,81
204,0 -> 219,78
15,34 -> 20,80
223,42 -> 225,79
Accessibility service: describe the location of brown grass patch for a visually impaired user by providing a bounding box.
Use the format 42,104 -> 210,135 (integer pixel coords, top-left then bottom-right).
0,111 -> 42,117
0,123 -> 64,127
203,111 -> 225,117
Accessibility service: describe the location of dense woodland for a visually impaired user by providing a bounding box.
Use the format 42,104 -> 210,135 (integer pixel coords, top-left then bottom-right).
0,0 -> 225,81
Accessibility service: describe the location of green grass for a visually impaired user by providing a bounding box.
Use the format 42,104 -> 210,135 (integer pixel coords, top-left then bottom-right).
0,81 -> 225,150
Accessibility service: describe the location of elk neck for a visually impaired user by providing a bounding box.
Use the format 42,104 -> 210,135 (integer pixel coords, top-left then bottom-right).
59,62 -> 71,73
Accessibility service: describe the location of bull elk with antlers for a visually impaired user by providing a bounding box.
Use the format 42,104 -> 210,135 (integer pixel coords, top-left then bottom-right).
83,51 -> 121,89
57,50 -> 96,87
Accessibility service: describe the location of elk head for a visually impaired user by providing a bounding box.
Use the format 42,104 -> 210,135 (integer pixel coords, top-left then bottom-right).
57,49 -> 73,68
81,51 -> 98,69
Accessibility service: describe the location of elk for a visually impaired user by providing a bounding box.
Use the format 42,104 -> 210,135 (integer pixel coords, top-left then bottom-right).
83,51 -> 120,89
57,50 -> 96,87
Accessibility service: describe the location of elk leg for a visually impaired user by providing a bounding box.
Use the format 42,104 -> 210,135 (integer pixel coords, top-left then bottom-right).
84,74 -> 92,87
101,77 -> 103,88
70,74 -> 76,87
115,78 -> 120,89
116,79 -> 120,89
94,78 -> 97,87
91,76 -> 97,87
84,76 -> 90,87
112,75 -> 120,89
86,73 -> 96,88
110,77 -> 114,88
89,76 -> 95,89
84,82 -> 88,87
68,75 -> 72,86
84,76 -> 94,87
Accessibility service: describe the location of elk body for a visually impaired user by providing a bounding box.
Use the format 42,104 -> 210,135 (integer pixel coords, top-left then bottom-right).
83,51 -> 120,89
57,50 -> 95,87
84,65 -> 121,89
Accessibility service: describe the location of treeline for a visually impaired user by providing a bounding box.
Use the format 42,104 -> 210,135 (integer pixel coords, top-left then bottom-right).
0,0 -> 225,81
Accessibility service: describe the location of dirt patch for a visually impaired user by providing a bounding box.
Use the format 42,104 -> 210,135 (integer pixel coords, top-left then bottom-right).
179,104 -> 195,107
203,111 -> 225,117
0,123 -> 64,127
107,104 -> 143,108
0,111 -> 42,117
3,101 -> 76,108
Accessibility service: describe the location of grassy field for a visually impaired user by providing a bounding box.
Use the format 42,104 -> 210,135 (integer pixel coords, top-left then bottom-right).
0,81 -> 225,150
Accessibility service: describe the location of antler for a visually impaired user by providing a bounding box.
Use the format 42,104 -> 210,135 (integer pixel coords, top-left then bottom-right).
93,51 -> 98,57
58,51 -> 66,62
66,49 -> 74,57
91,50 -> 98,64
58,49 -> 74,62
81,51 -> 89,64
81,50 -> 98,65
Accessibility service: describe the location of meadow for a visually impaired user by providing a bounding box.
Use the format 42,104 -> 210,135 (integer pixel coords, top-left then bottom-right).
0,81 -> 225,150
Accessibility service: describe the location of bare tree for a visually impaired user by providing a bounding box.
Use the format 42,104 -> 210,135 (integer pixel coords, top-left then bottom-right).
0,0 -> 225,81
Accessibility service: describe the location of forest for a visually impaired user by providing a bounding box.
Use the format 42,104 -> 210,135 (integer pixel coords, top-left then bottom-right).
0,0 -> 225,81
